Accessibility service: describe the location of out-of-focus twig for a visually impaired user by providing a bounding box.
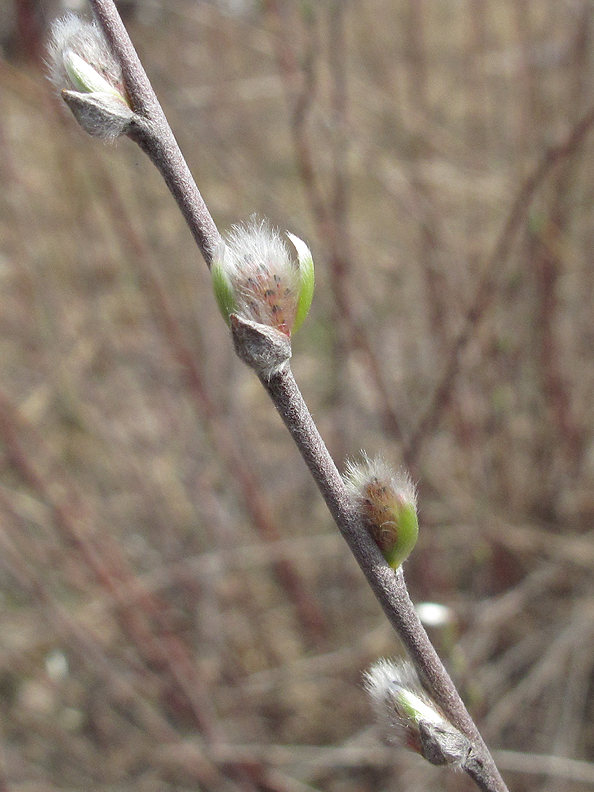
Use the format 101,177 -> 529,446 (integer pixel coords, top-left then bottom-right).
264,0 -> 406,447
0,388 -> 223,745
404,102 -> 594,465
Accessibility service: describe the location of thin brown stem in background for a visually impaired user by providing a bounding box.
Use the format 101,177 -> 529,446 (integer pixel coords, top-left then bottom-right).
265,0 -> 406,447
404,102 -> 594,467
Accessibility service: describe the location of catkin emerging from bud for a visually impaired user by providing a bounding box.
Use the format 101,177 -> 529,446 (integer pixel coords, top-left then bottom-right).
344,455 -> 418,568
212,218 -> 315,336
364,659 -> 471,767
47,14 -> 133,140
48,15 -> 125,97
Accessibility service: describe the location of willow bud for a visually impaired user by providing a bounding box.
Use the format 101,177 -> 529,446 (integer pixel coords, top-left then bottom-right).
344,455 -> 418,568
212,218 -> 315,336
47,14 -> 133,140
364,659 -> 470,767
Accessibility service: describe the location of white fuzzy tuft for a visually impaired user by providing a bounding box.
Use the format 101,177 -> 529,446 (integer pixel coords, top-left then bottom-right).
47,14 -> 123,96
224,218 -> 291,274
343,453 -> 417,508
363,658 -> 420,716
221,217 -> 301,331
364,658 -> 448,752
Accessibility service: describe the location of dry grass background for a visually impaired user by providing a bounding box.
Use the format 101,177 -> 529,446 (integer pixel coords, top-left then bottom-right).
2,0 -> 594,790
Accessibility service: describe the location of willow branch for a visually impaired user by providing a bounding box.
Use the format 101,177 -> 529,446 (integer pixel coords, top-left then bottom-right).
231,316 -> 508,792
88,0 -> 221,264
80,4 -> 508,790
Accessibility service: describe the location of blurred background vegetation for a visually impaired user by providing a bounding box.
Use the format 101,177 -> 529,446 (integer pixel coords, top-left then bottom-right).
2,0 -> 594,789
